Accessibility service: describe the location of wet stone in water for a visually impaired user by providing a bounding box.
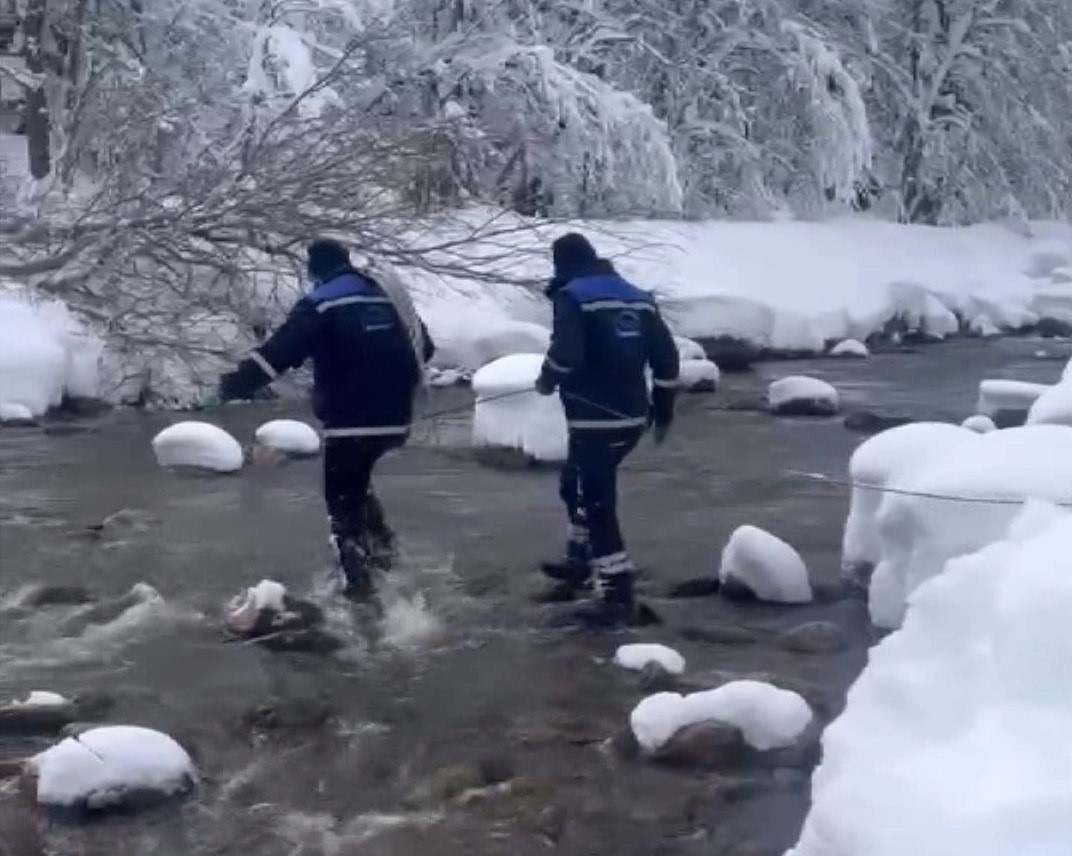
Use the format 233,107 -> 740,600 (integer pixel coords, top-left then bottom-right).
778,621 -> 848,654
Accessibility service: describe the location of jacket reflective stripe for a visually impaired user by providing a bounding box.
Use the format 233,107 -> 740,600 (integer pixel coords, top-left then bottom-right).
316,295 -> 394,313
579,300 -> 656,313
546,357 -> 574,374
652,376 -> 678,388
568,416 -> 648,430
249,351 -> 278,380
322,425 -> 411,438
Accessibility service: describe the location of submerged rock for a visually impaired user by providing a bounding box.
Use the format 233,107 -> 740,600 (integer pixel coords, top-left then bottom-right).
778,622 -> 848,654
403,757 -> 515,808
843,411 -> 916,434
241,697 -> 334,731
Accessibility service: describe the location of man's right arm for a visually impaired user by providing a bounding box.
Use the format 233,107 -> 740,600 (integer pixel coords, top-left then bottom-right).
220,299 -> 317,400
537,291 -> 586,394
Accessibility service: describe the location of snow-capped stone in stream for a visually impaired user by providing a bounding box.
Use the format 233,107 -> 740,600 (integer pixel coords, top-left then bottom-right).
844,423 -> 978,572
673,335 -> 707,362
869,425 -> 1072,628
11,691 -> 70,709
677,358 -> 720,393
961,414 -> 997,434
1026,382 -> 1072,427
614,644 -> 686,676
427,367 -> 470,388
790,506 -> 1072,856
472,353 -> 567,463
227,579 -> 288,634
719,525 -> 812,604
976,379 -> 1050,425
152,421 -> 243,473
31,725 -> 196,810
968,314 -> 1001,338
0,401 -> 35,425
630,680 -> 813,753
829,338 -> 869,358
767,376 -> 839,417
254,419 -> 321,457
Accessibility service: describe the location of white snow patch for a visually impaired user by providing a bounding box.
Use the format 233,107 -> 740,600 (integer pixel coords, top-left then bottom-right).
673,335 -> 706,361
968,314 -> 1001,337
32,725 -> 196,809
843,423 -> 976,569
790,506 -> 1072,856
429,315 -> 550,371
869,425 -> 1072,628
630,680 -> 812,753
829,338 -> 869,358
471,353 -> 567,462
227,579 -> 288,635
720,525 -> 812,603
1026,383 -> 1072,427
11,691 -> 71,708
677,358 -> 720,392
0,401 -> 34,423
152,421 -> 244,473
961,414 -> 997,434
255,419 -> 321,456
976,379 -> 1050,420
767,376 -> 839,415
614,643 -> 686,676
1064,358 -> 1072,382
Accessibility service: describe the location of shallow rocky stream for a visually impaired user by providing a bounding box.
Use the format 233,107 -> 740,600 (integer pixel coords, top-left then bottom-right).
0,337 -> 1067,856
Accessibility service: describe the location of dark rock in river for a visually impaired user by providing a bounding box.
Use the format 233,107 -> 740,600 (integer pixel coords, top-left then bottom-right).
679,624 -> 763,647
18,585 -> 95,608
242,696 -> 334,730
843,410 -> 916,434
403,756 -> 516,807
652,718 -> 822,772
778,621 -> 848,654
1036,317 -> 1072,338
693,336 -> 759,372
666,577 -> 721,599
0,703 -> 78,736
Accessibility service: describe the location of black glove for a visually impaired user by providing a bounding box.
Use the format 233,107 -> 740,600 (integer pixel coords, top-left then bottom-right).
650,387 -> 675,445
652,413 -> 672,445
535,367 -> 557,396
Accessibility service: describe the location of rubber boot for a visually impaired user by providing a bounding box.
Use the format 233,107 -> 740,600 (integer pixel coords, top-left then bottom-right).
335,536 -> 374,600
572,553 -> 637,630
537,524 -> 593,602
363,491 -> 397,571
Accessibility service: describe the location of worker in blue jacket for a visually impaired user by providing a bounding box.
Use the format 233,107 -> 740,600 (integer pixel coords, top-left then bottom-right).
218,239 -> 434,597
536,233 -> 680,628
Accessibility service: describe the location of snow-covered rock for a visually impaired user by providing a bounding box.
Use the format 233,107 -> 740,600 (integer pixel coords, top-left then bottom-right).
227,579 -> 288,635
152,421 -> 244,473
976,379 -> 1050,423
254,419 -> 321,457
790,506 -> 1072,856
843,423 -> 976,569
0,401 -> 35,425
677,358 -> 720,393
719,525 -> 812,604
11,691 -> 70,709
767,376 -> 839,417
1027,383 -> 1072,427
427,367 -> 470,388
431,317 -> 550,371
614,644 -> 686,676
471,353 -> 567,462
869,425 -> 1072,628
31,725 -> 196,810
673,335 -> 706,361
829,338 -> 869,358
961,414 -> 997,434
630,681 -> 812,753
967,314 -> 1001,338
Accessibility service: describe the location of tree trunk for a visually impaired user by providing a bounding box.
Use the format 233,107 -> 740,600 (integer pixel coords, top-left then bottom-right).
22,0 -> 51,179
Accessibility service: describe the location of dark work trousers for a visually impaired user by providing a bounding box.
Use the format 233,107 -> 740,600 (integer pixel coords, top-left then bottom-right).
322,435 -> 405,549
559,426 -> 644,563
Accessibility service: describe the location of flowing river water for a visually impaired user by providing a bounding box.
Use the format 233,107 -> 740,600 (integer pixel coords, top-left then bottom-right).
0,337 -> 1067,856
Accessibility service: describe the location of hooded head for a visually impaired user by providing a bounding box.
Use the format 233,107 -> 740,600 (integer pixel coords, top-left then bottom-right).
551,233 -> 599,283
307,238 -> 352,282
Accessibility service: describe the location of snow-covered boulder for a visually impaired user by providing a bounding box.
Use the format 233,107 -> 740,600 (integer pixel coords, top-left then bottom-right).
472,353 -> 567,463
152,421 -> 244,473
719,525 -> 812,603
967,314 -> 1001,338
829,338 -> 869,358
0,401 -> 36,425
614,644 -> 686,676
0,298 -> 69,417
1027,383 -> 1072,427
254,419 -> 320,457
790,506 -> 1072,856
767,376 -> 839,417
961,414 -> 997,434
869,425 -> 1072,628
976,379 -> 1050,425
31,726 -> 196,810
677,358 -> 720,393
673,335 -> 706,362
843,423 -> 976,569
432,318 -> 550,371
630,681 -> 812,754
227,579 -> 288,635
10,691 -> 70,709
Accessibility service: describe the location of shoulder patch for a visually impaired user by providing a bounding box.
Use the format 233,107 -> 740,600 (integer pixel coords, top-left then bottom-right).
614,308 -> 643,338
362,303 -> 396,332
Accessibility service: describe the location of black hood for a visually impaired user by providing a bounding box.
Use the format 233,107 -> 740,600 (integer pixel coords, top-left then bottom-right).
546,233 -> 617,295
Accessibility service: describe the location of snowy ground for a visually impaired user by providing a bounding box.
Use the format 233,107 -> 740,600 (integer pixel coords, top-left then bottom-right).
3,214 -> 1071,411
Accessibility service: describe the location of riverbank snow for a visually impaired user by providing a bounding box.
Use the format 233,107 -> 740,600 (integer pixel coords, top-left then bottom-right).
767,376 -> 839,416
1026,383 -> 1072,427
869,425 -> 1072,628
614,644 -> 686,676
678,358 -> 720,392
11,691 -> 70,709
843,423 -> 976,569
829,338 -> 869,358
790,506 -> 1072,856
32,725 -> 196,809
976,379 -> 1050,421
152,422 -> 244,473
255,419 -> 321,456
719,525 -> 812,603
630,681 -> 812,753
471,353 -> 567,462
961,414 -> 997,433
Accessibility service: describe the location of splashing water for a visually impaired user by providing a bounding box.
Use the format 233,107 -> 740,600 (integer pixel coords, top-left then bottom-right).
380,591 -> 442,650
